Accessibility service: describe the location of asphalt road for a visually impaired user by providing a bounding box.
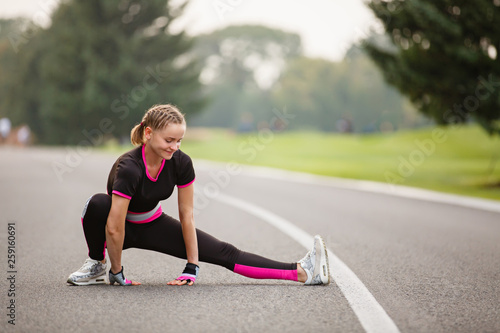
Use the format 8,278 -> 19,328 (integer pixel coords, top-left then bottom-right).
0,147 -> 499,333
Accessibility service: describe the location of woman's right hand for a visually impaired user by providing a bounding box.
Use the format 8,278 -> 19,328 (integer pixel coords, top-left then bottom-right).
109,266 -> 141,286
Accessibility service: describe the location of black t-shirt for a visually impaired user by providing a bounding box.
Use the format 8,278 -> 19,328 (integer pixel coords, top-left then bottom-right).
106,145 -> 195,213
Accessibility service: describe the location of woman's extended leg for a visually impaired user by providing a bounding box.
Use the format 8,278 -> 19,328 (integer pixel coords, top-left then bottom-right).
126,213 -> 300,282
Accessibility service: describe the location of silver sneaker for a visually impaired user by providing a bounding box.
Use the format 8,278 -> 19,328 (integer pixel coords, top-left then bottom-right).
298,235 -> 330,285
67,258 -> 108,285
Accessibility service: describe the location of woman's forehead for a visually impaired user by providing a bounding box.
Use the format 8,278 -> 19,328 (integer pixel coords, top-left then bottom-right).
157,123 -> 186,137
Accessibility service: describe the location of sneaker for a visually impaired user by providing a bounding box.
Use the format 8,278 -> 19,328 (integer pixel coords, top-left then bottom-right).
298,235 -> 330,285
67,258 -> 108,286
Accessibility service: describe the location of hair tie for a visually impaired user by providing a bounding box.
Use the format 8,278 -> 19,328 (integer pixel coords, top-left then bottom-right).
140,121 -> 144,127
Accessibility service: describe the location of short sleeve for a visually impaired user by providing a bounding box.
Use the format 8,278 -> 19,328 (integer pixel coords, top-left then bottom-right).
176,152 -> 196,188
111,158 -> 142,199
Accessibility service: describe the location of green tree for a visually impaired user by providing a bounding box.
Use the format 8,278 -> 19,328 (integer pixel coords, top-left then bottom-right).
0,18 -> 45,136
190,25 -> 302,129
364,0 -> 500,135
2,0 -> 204,144
272,48 -> 424,132
0,19 -> 17,118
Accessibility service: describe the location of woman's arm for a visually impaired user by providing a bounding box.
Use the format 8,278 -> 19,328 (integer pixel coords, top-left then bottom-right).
178,183 -> 199,265
106,194 -> 141,285
167,183 -> 198,286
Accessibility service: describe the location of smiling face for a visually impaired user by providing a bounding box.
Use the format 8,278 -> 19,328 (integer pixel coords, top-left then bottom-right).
145,123 -> 186,160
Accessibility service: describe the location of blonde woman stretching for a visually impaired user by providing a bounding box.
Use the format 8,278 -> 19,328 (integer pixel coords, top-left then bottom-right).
68,104 -> 330,286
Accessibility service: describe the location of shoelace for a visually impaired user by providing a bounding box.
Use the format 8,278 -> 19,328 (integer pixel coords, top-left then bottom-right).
299,250 -> 312,263
81,259 -> 98,271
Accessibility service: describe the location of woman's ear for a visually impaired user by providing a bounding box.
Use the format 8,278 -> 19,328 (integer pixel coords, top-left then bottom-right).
144,127 -> 152,140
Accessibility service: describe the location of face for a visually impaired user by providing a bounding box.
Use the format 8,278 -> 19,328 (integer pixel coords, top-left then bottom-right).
145,123 -> 186,160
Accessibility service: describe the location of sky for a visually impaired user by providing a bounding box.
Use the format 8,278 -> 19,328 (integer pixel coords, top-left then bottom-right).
0,0 -> 380,61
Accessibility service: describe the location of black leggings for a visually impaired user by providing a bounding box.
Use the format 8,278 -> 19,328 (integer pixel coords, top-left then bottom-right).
81,194 -> 297,281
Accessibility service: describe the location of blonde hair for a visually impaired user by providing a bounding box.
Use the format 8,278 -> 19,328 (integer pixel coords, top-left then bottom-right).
130,104 -> 185,146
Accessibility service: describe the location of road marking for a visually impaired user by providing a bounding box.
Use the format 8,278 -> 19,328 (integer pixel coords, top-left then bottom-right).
213,192 -> 401,333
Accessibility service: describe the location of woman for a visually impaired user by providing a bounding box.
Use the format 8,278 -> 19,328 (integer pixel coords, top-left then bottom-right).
67,104 -> 330,286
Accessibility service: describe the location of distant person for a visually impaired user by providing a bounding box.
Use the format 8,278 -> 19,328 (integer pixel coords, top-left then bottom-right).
336,118 -> 353,133
68,104 -> 330,286
237,112 -> 254,133
17,125 -> 31,146
0,117 -> 11,143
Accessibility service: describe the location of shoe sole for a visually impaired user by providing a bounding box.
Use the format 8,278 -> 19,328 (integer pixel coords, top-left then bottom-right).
67,274 -> 108,286
316,235 -> 331,285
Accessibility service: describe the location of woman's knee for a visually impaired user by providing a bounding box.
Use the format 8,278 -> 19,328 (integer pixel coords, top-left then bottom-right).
219,242 -> 240,261
82,193 -> 111,220
200,241 -> 241,270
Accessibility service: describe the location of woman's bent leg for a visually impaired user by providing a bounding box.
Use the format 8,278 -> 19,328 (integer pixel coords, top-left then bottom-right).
81,193 -> 111,261
67,194 -> 112,285
128,214 -> 298,281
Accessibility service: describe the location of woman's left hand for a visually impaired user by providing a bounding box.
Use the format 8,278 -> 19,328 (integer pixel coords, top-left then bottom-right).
167,278 -> 194,286
167,263 -> 199,286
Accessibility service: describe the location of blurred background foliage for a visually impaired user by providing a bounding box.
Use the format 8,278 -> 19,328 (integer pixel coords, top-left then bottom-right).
0,0 -> 498,144
0,0 -> 204,144
364,0 -> 500,135
189,24 -> 428,132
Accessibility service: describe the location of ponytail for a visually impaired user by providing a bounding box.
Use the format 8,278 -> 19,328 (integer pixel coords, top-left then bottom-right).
130,123 -> 146,146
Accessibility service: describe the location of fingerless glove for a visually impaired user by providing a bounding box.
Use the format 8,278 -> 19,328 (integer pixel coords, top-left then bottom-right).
109,266 -> 132,286
176,263 -> 199,284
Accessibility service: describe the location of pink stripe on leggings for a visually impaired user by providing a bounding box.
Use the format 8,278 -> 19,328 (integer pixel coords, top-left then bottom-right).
234,264 -> 298,281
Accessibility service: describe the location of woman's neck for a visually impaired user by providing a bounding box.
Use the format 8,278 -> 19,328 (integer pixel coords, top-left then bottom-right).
143,144 -> 163,168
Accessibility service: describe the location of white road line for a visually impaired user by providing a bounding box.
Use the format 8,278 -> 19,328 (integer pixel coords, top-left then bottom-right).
213,192 -> 401,333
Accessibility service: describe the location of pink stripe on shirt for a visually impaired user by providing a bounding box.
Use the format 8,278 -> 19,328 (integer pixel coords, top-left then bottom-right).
178,178 -> 195,188
112,190 -> 132,200
142,144 -> 165,182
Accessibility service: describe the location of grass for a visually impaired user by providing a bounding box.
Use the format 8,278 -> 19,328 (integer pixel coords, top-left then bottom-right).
106,124 -> 500,201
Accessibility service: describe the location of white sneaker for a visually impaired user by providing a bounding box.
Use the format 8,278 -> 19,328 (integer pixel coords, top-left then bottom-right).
298,235 -> 330,285
67,258 -> 108,286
